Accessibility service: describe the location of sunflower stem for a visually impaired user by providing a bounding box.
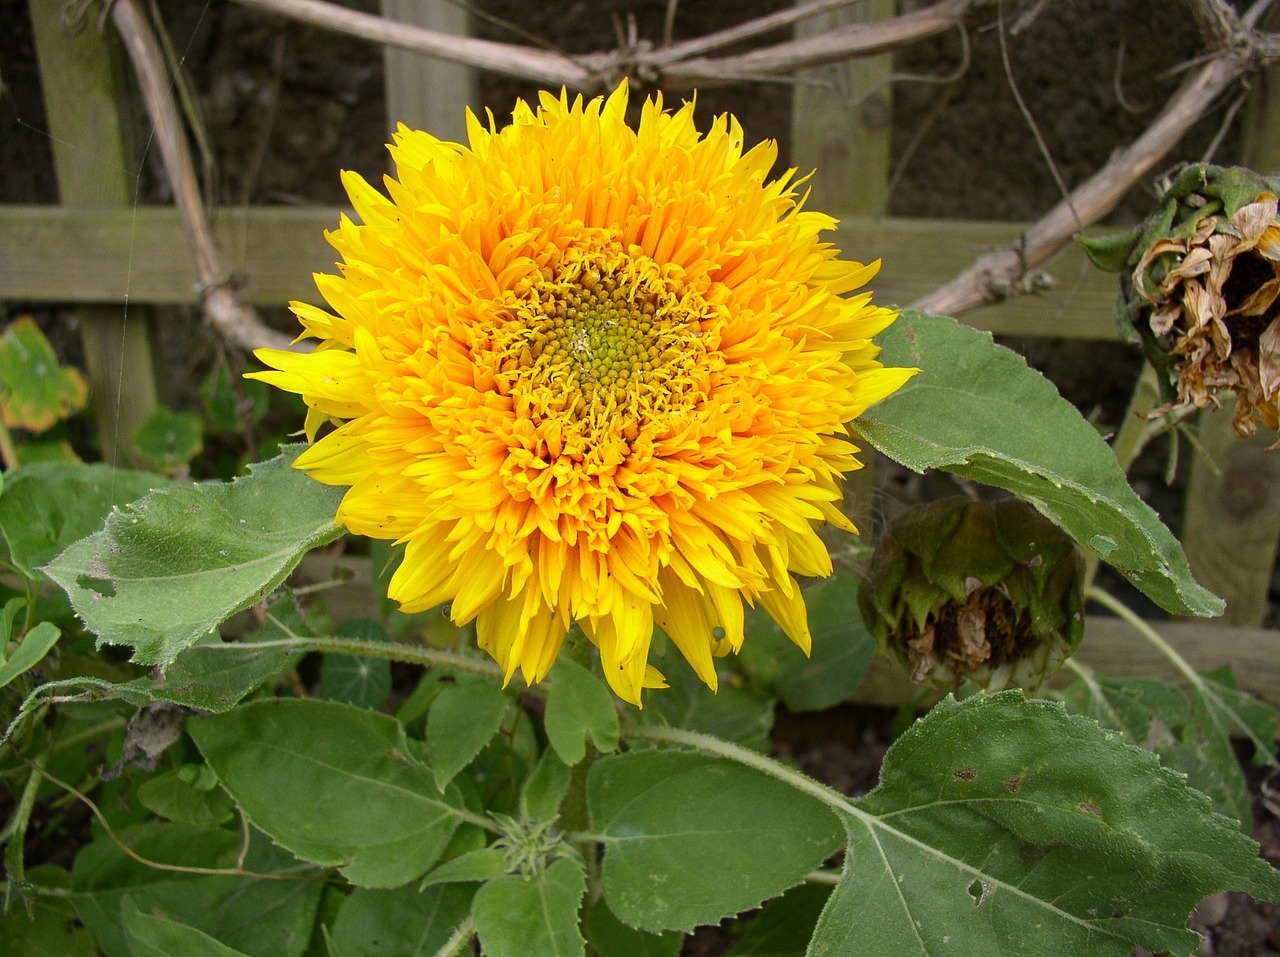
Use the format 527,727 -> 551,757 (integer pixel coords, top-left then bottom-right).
430,916 -> 475,957
233,633 -> 506,681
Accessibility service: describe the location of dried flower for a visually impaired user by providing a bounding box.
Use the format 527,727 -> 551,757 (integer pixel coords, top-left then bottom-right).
859,497 -> 1084,691
1080,164 -> 1280,437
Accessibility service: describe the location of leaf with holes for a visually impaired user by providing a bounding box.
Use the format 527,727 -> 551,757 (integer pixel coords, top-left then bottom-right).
805,692 -> 1280,957
44,445 -> 344,665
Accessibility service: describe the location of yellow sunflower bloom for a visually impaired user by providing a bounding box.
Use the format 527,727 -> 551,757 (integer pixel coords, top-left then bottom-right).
251,82 -> 916,705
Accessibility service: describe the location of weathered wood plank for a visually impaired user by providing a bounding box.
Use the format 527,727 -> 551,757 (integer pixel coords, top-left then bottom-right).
791,0 -> 895,218
0,205 -> 1122,339
852,615 -> 1280,708
28,0 -> 159,466
381,0 -> 478,140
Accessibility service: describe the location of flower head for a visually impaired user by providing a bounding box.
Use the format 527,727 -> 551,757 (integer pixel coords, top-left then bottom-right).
859,497 -> 1084,691
251,82 -> 915,704
1133,190 -> 1280,435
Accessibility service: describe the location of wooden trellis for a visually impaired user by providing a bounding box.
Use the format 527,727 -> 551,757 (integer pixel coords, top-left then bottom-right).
2,0 -> 1278,705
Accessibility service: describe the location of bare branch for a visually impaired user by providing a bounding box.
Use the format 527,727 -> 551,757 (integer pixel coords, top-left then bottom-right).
659,0 -> 981,86
651,0 -> 871,63
230,0 -> 598,87
110,0 -> 299,353
911,35 -> 1278,317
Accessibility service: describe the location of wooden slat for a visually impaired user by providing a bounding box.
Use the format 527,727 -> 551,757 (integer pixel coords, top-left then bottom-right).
0,205 -> 1122,339
381,0 -> 478,140
853,614 -> 1280,708
792,0 -> 897,533
791,0 -> 895,218
28,0 -> 159,466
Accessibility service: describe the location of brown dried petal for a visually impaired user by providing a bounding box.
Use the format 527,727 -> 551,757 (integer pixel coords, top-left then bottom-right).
1259,318 -> 1280,399
1230,193 -> 1280,251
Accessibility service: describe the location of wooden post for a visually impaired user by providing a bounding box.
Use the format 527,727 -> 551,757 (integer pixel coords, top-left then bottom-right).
28,1 -> 159,466
1180,9 -> 1280,627
792,0 -> 896,535
380,0 -> 478,141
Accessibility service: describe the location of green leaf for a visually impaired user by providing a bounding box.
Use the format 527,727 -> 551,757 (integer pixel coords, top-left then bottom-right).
521,748 -> 574,821
726,882 -> 832,956
589,750 -> 843,933
858,312 -> 1222,618
202,367 -> 269,435
318,620 -> 392,708
420,848 -> 511,887
0,620 -> 59,688
641,654 -> 774,750
44,446 -> 345,665
0,462 -> 169,578
136,764 -> 235,828
0,866 -> 96,957
544,657 -> 619,766
188,698 -> 467,888
0,316 -> 87,432
585,899 -> 682,957
472,857 -> 586,957
329,884 -> 474,957
132,406 -> 204,470
122,898 -> 253,957
1074,226 -> 1142,274
427,676 -> 510,791
805,692 -> 1280,957
71,824 -> 321,957
1063,668 -> 1274,830
738,573 -> 875,712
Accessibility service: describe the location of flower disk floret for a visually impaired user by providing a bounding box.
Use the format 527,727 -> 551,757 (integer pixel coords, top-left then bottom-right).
250,81 -> 916,704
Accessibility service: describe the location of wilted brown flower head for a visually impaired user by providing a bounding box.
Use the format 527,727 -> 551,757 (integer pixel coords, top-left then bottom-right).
1133,191 -> 1280,436
859,497 -> 1085,692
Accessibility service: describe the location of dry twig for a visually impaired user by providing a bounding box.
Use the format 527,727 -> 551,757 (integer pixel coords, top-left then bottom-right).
109,0 -> 299,353
913,0 -> 1280,317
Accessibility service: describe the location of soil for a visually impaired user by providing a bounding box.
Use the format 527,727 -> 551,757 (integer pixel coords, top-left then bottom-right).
1,0 -> 1277,953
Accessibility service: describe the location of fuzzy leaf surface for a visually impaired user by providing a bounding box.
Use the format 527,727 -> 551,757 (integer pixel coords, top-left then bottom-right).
329,884 -> 475,957
188,698 -> 467,888
427,676 -> 510,790
858,312 -> 1222,618
0,462 -> 169,578
805,692 -> 1280,957
544,657 -> 619,765
590,750 -> 843,933
472,857 -> 587,957
44,446 -> 343,664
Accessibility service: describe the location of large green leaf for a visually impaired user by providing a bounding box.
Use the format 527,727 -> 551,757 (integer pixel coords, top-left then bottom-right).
589,750 -> 843,933
122,899 -> 253,957
0,462 -> 169,578
858,312 -> 1222,618
71,824 -> 321,957
472,857 -> 587,957
329,884 -> 475,957
1065,666 -> 1278,830
0,866 -> 96,957
188,698 -> 467,888
44,446 -> 344,665
427,676 -> 510,791
806,692 -> 1280,957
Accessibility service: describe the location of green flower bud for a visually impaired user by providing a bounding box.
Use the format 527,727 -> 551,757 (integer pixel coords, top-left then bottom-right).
1077,164 -> 1280,437
859,497 -> 1085,692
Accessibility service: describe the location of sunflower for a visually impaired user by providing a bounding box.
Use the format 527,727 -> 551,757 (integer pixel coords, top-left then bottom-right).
251,82 -> 915,704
